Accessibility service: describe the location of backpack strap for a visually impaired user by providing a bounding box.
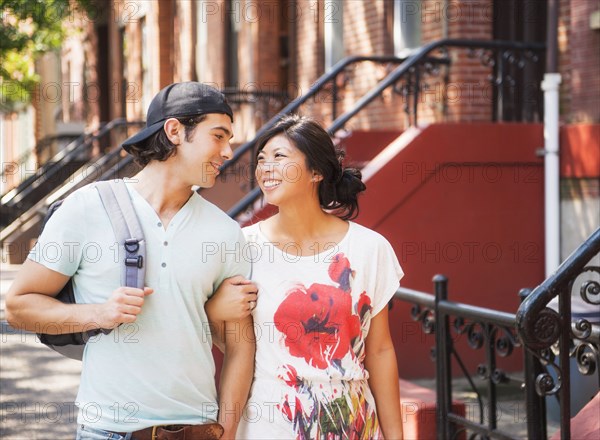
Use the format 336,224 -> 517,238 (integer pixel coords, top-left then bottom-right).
95,180 -> 146,289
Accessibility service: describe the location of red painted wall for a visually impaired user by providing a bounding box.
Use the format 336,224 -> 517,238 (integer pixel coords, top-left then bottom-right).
560,124 -> 600,178
337,130 -> 403,165
357,123 -> 546,378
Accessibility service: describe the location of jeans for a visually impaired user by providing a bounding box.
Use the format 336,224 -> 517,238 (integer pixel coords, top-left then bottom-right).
76,424 -> 133,440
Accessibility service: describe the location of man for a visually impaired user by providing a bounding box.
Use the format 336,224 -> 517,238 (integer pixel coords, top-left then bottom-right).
6,82 -> 257,440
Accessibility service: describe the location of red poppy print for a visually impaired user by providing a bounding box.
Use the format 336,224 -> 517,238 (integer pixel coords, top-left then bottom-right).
274,253 -> 362,370
278,364 -> 302,389
273,254 -> 381,439
356,292 -> 371,321
328,254 -> 353,292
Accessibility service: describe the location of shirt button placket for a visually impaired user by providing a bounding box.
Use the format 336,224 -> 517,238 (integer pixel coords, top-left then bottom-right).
159,222 -> 167,269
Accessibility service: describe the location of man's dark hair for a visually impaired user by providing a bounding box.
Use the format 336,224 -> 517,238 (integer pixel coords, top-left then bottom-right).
127,115 -> 207,167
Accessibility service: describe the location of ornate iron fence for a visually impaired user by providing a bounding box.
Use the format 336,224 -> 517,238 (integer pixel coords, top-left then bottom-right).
393,228 -> 599,439
517,228 -> 600,439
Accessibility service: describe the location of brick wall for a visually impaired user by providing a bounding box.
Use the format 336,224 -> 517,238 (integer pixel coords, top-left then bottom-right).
52,0 -> 597,137
567,0 -> 600,122
421,0 -> 445,42
294,0 -> 324,95
289,0 -> 498,132
446,0 -> 493,121
557,0 -> 600,123
291,1 -> 407,131
157,0 -> 174,89
255,3 -> 281,89
558,0 -> 572,120
82,20 -> 101,128
202,0 -> 228,86
125,21 -> 143,120
173,0 -> 196,83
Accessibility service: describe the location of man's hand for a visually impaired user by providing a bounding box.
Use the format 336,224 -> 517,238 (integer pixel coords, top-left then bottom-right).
96,286 -> 154,329
206,276 -> 258,322
6,260 -> 155,334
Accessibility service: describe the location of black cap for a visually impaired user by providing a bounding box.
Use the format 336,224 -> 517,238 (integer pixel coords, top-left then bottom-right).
122,82 -> 233,152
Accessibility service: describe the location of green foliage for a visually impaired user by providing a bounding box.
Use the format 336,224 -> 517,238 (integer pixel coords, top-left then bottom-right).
0,0 -> 92,111
318,396 -> 351,434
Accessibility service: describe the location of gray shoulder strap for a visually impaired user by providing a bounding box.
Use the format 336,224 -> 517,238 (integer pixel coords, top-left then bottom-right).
95,180 -> 146,289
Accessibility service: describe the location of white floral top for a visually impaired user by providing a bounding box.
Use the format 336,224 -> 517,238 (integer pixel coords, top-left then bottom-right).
236,222 -> 404,440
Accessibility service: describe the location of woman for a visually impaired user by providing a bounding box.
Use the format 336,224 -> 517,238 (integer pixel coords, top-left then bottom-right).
208,115 -> 404,439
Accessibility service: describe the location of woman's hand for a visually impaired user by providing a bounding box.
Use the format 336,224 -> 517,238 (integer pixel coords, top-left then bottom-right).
206,276 -> 258,322
206,276 -> 258,352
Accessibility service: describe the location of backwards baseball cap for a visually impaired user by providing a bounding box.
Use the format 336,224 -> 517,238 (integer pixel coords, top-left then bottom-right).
122,82 -> 233,152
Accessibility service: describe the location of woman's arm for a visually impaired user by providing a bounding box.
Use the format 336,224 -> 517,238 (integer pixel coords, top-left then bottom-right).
205,276 -> 257,352
364,305 -> 404,439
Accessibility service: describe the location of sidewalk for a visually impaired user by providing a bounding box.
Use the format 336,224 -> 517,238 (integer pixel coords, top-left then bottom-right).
1,264 -> 81,440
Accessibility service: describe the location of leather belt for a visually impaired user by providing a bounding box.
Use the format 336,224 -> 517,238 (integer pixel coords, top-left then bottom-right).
125,423 -> 224,440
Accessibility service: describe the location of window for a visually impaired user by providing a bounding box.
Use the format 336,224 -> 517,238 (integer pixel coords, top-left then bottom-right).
324,0 -> 344,71
195,1 -> 208,82
394,0 -> 422,56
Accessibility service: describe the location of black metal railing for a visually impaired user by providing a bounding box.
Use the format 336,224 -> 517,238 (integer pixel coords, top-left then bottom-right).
396,279 -> 532,439
394,228 -> 600,439
0,119 -> 144,228
222,88 -> 290,127
224,38 -> 545,219
517,228 -> 600,439
0,120 -> 144,248
0,133 -> 82,197
214,55 -> 420,217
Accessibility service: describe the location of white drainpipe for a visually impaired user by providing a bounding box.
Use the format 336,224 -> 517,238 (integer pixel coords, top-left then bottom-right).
541,73 -> 562,277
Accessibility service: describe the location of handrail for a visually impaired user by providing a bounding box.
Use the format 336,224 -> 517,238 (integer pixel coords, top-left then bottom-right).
221,55 -> 412,171
0,134 -> 81,182
516,227 -> 599,438
0,142 -> 135,245
395,287 -> 516,327
1,119 -> 144,207
0,119 -> 144,229
221,88 -> 290,103
394,257 -> 600,440
328,38 -> 545,134
227,38 -> 545,219
1,132 -> 91,202
516,227 -> 600,348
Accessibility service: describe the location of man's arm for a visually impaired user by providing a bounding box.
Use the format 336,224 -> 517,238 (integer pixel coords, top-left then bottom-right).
6,259 -> 153,333
217,315 -> 255,440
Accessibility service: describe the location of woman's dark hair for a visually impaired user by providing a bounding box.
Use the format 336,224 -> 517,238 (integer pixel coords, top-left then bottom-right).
127,115 -> 207,167
255,114 -> 366,220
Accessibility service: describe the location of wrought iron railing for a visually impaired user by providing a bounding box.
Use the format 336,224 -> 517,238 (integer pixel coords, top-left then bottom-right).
517,228 -> 600,439
222,88 -> 290,127
223,38 -> 545,219
393,228 -> 600,439
0,119 -> 144,228
216,55 -> 419,210
396,278 -> 532,439
0,119 -> 143,246
0,133 -> 82,196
